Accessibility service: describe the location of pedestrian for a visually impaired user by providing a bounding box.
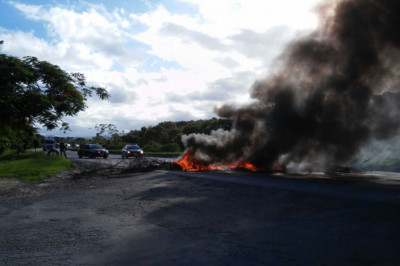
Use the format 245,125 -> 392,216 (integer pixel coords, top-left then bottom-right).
60,141 -> 67,158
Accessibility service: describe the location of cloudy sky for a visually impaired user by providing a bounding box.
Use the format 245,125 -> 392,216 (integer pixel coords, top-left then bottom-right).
0,0 -> 321,137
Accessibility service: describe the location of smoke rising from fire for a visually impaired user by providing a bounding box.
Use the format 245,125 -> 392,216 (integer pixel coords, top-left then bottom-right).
182,0 -> 400,170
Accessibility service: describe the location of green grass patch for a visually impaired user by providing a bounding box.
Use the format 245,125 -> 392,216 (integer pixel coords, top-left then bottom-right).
0,150 -> 74,181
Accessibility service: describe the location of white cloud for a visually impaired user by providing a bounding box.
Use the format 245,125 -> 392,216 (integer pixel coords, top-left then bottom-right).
11,2 -> 139,70
179,0 -> 319,31
1,0 -> 321,137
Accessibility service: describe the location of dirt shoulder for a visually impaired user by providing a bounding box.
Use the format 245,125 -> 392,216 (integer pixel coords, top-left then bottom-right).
0,178 -> 21,194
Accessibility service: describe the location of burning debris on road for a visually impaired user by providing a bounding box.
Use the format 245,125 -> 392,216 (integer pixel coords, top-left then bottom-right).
172,150 -> 263,172
178,0 -> 400,172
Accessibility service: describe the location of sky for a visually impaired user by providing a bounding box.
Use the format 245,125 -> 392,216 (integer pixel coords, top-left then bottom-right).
0,0 -> 321,138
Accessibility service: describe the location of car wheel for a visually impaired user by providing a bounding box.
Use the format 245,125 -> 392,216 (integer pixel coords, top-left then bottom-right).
122,154 -> 125,159
103,155 -> 108,159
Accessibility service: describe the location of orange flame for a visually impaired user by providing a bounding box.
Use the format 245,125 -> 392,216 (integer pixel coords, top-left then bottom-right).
172,151 -> 263,172
228,161 -> 260,171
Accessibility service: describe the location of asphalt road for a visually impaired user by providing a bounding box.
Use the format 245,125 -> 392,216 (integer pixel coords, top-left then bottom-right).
65,149 -> 139,161
1,160 -> 400,265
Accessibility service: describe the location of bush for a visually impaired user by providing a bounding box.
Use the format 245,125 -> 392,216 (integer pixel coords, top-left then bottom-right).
143,141 -> 162,152
161,143 -> 181,152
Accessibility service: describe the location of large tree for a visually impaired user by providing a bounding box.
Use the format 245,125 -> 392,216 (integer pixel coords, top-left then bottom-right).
0,54 -> 109,147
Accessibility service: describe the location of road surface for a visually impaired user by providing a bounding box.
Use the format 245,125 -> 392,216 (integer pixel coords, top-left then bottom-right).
1,160 -> 400,265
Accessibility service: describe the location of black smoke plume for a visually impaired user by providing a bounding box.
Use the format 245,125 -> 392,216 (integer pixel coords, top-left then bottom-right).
182,0 -> 400,170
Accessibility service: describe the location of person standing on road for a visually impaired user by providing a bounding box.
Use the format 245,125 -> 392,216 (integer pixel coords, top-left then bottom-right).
59,141 -> 67,158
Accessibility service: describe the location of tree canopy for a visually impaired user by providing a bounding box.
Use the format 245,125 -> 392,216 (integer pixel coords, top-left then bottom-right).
0,54 -> 109,148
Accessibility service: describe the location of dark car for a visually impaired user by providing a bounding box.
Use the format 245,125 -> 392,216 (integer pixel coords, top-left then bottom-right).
122,144 -> 143,159
78,144 -> 108,159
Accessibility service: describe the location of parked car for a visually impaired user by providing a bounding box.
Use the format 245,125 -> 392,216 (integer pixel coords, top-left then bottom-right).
122,144 -> 144,159
78,144 -> 108,159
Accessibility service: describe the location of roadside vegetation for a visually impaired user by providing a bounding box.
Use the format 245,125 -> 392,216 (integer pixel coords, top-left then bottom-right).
0,150 -> 73,181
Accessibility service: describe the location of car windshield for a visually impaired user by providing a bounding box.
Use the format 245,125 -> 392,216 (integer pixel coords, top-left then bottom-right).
127,145 -> 141,149
91,144 -> 103,149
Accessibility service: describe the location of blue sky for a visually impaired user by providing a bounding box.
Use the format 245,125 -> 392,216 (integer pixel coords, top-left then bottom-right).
0,0 -> 320,137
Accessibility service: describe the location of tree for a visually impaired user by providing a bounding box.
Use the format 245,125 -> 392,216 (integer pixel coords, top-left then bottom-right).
94,123 -> 119,138
92,124 -> 125,149
0,54 -> 109,148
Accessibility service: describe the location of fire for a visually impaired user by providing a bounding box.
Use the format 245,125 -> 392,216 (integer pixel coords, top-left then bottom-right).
172,151 -> 263,172
227,161 -> 260,171
172,151 -> 220,171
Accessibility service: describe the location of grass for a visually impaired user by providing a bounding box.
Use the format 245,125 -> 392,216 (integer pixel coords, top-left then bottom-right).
0,150 -> 74,181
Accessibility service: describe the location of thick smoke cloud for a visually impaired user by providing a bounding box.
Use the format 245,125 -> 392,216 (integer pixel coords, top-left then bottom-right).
182,0 -> 400,170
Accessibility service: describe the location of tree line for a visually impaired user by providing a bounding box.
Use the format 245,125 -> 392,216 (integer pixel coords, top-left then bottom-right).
119,118 -> 232,152
63,118 -> 232,153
